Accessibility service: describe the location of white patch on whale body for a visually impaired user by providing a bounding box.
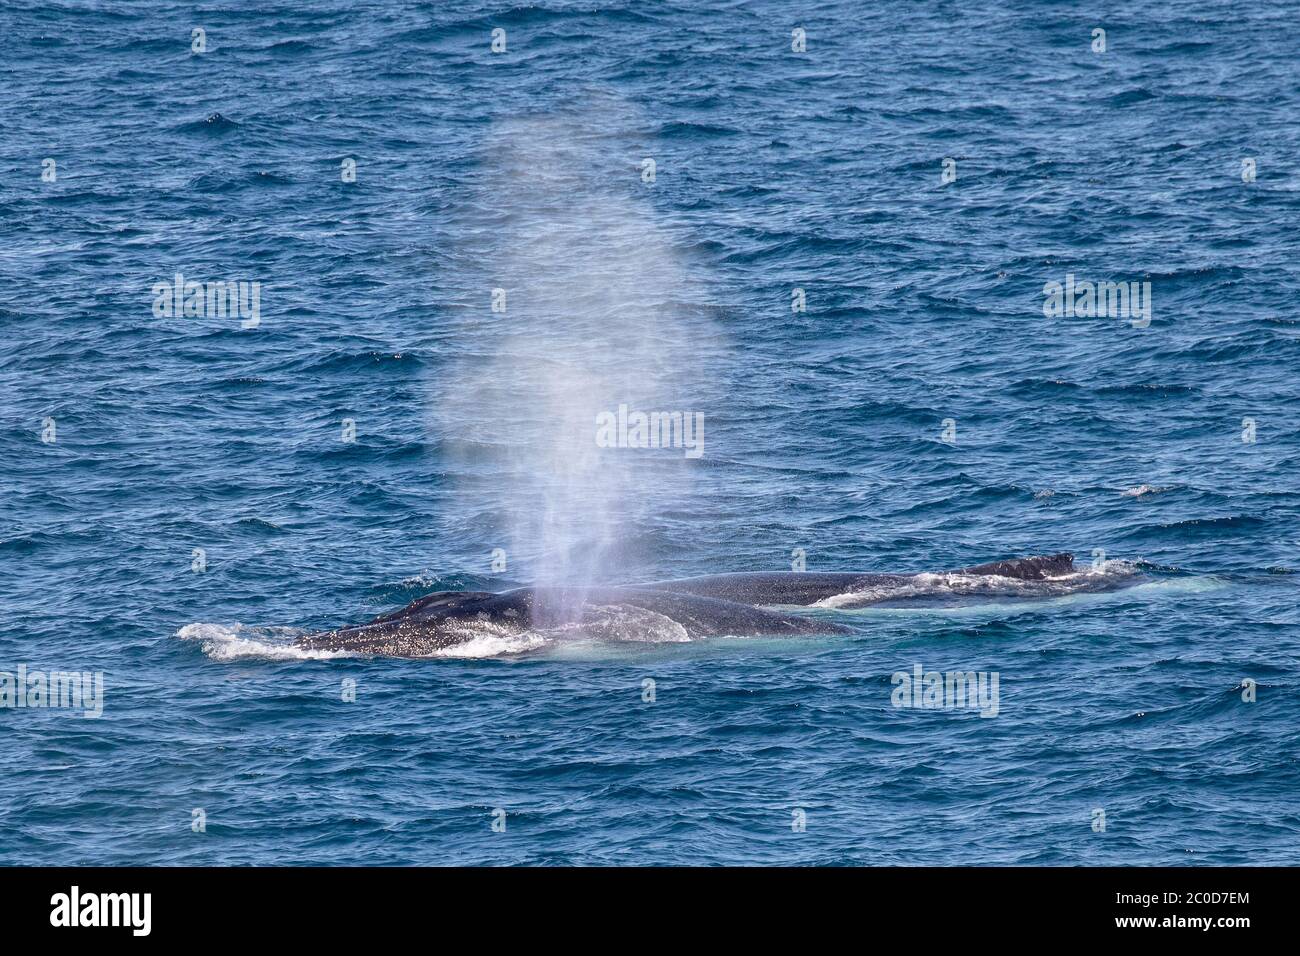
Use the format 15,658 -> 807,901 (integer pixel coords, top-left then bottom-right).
176,623 -> 356,661
417,616 -> 549,658
549,604 -> 692,643
430,629 -> 550,659
811,561 -> 1144,609
413,603 -> 692,658
817,568 -> 1224,619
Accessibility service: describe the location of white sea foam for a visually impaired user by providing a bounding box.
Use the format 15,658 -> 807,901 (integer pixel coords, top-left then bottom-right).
398,571 -> 441,587
175,623 -> 356,661
1121,484 -> 1169,497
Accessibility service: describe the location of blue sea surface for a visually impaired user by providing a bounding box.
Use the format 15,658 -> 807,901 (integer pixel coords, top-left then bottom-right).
1,0 -> 1298,865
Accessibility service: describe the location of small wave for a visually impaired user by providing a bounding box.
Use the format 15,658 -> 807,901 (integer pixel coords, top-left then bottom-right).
176,623 -> 354,661
1108,88 -> 1156,107
1153,515 -> 1266,536
177,112 -> 241,135
1121,484 -> 1169,497
1093,382 -> 1197,398
263,39 -> 313,56
235,516 -> 287,534
657,120 -> 741,139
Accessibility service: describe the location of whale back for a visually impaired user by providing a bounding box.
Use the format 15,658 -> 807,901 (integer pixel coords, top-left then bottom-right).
958,553 -> 1075,580
297,554 -> 1088,657
298,585 -> 850,656
637,554 -> 1078,606
631,572 -> 900,605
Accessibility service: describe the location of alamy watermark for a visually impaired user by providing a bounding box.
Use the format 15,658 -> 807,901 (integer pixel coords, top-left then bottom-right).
152,272 -> 262,328
891,663 -> 999,717
1043,274 -> 1151,328
1,665 -> 104,718
596,403 -> 704,459
50,886 -> 150,936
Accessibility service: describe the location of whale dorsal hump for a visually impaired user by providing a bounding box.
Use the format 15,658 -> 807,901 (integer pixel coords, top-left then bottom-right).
960,553 -> 1075,579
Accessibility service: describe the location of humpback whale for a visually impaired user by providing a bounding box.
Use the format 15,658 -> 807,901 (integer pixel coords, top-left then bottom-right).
297,553 -> 1110,658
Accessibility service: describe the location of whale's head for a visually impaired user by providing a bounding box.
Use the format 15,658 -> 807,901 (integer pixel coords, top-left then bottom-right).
299,590 -> 505,656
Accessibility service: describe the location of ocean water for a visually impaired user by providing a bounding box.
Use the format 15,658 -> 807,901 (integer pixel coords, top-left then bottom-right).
2,0 -> 1298,866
